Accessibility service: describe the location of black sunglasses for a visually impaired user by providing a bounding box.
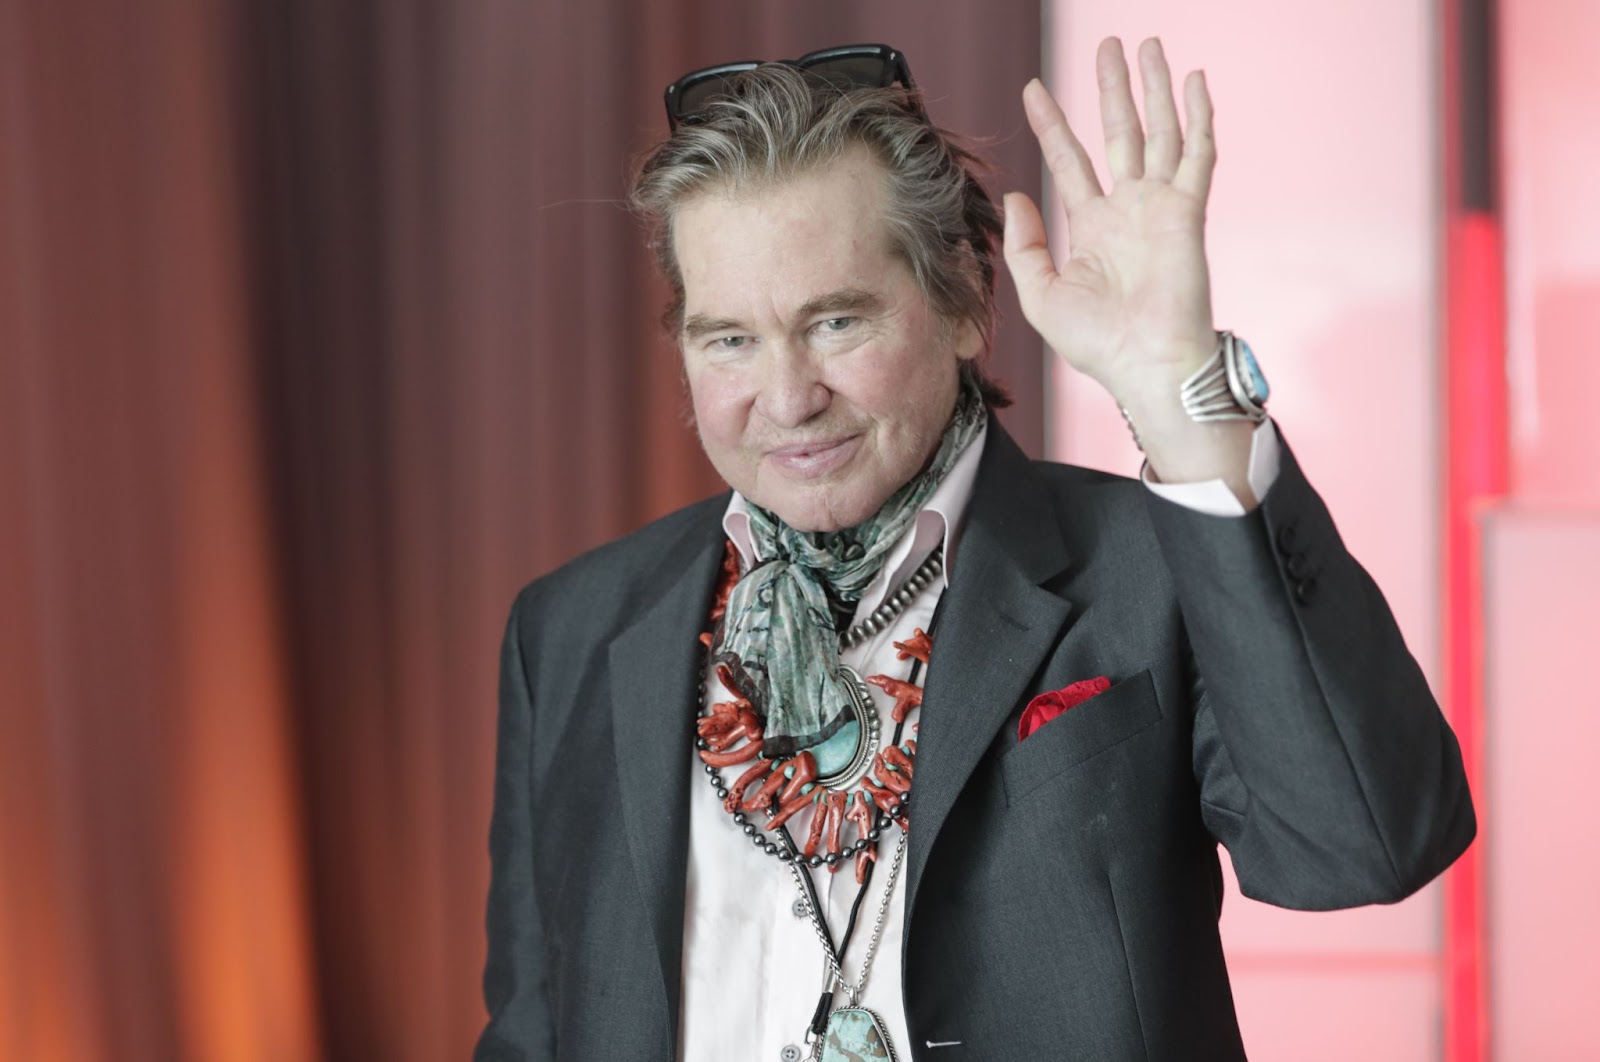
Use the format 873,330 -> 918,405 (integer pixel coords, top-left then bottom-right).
663,43 -> 916,131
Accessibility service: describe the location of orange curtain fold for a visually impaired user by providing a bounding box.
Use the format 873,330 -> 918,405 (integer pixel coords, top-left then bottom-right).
1,0 -> 321,1058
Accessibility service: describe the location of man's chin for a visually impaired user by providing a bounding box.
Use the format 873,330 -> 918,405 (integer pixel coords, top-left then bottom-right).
764,491 -> 884,534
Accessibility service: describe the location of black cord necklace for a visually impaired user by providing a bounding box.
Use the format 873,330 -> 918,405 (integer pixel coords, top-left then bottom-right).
781,610 -> 933,960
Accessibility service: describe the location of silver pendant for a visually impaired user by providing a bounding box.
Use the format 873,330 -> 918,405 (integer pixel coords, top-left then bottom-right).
812,665 -> 881,788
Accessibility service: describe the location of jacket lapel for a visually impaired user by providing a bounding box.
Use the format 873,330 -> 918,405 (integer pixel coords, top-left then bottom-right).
608,508 -> 727,1049
905,424 -> 1075,920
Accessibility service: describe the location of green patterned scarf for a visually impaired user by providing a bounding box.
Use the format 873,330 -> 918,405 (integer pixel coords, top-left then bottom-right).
712,372 -> 987,762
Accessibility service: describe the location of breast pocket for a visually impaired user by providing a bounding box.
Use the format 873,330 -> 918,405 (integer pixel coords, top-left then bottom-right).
1000,668 -> 1162,807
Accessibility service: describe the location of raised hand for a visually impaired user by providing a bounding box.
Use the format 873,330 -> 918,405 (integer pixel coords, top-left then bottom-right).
1003,36 -> 1217,395
1005,36 -> 1256,506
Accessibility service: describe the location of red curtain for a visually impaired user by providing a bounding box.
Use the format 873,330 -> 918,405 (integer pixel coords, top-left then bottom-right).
0,1 -> 1042,1057
0,1 -> 320,1057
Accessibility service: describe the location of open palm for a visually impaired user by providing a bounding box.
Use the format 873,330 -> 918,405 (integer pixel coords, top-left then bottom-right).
1003,37 -> 1219,396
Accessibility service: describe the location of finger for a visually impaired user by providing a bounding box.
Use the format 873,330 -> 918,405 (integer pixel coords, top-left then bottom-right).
1173,69 -> 1216,201
1022,78 -> 1103,212
1096,36 -> 1144,183
1000,191 -> 1058,327
1139,38 -> 1182,181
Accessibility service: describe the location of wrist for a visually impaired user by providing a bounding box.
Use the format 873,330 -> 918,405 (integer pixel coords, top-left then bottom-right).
1101,333 -> 1219,411
1110,330 -> 1267,511
1114,330 -> 1269,446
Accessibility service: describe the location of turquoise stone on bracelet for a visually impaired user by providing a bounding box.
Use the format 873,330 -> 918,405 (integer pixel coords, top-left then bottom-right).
1237,337 -> 1270,403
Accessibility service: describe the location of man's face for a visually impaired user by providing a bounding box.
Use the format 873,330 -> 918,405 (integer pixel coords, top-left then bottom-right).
674,148 -> 980,533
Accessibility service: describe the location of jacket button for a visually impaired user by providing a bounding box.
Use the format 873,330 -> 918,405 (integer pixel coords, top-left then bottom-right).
1295,578 -> 1316,604
1276,522 -> 1299,555
1285,552 -> 1312,580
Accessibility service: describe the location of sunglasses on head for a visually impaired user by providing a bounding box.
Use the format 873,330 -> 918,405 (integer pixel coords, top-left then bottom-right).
663,43 -> 916,131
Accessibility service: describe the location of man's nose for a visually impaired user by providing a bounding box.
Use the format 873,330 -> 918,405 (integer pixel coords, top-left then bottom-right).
754,344 -> 830,428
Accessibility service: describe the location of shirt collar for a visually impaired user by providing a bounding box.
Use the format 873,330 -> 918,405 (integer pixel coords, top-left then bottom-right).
721,420 -> 989,614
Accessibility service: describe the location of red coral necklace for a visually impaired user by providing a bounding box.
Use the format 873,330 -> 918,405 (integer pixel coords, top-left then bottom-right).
693,541 -> 941,884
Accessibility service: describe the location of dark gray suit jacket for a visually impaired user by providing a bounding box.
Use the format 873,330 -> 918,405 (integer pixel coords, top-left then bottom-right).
475,423 -> 1475,1061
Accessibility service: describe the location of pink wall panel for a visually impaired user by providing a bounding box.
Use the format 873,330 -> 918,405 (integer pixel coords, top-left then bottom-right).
1502,0 -> 1600,508
1217,862 -> 1443,957
1045,2 -> 1443,1056
1483,514 -> 1600,1059
1227,968 -> 1441,1062
1490,2 -> 1600,1056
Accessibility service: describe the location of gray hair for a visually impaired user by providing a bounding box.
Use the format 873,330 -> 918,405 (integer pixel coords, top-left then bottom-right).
629,63 -> 1010,407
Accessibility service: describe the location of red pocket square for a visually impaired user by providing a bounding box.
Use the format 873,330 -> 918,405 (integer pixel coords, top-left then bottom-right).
1018,676 -> 1113,742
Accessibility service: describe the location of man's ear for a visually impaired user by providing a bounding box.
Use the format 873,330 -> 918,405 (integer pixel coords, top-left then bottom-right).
951,237 -> 989,362
953,314 -> 984,363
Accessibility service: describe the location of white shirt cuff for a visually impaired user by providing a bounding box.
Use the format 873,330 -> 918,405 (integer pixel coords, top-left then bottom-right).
1139,419 -> 1282,517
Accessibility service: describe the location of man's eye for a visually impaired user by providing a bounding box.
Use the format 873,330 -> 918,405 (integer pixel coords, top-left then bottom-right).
818,317 -> 856,333
712,335 -> 748,351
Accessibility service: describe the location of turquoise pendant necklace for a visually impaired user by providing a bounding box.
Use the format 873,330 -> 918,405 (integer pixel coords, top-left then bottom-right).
791,826 -> 908,1062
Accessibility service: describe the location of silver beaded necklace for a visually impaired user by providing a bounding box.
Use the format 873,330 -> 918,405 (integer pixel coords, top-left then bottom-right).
840,549 -> 943,649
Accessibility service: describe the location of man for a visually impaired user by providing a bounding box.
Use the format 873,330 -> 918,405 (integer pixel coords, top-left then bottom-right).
477,38 -> 1474,1061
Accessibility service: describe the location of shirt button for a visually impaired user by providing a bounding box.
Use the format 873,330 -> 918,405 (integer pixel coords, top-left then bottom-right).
792,898 -> 810,919
781,1044 -> 804,1061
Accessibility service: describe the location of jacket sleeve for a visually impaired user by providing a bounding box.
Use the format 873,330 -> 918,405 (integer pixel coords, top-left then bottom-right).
1144,430 -> 1476,910
475,590 -> 556,1059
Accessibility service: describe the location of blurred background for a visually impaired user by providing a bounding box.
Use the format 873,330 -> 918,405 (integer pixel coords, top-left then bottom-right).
2,0 -> 1594,1059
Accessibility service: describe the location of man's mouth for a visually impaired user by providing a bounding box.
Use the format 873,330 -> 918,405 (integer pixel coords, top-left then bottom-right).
764,435 -> 862,477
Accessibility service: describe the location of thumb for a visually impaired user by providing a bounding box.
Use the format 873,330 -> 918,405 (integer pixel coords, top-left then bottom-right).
1001,191 -> 1057,328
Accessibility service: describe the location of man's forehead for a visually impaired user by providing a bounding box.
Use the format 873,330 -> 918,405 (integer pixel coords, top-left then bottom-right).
680,265 -> 891,329
674,157 -> 902,325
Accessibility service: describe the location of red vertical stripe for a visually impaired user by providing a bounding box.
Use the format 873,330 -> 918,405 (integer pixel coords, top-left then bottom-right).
1441,213 -> 1504,1061
1440,0 -> 1502,1053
